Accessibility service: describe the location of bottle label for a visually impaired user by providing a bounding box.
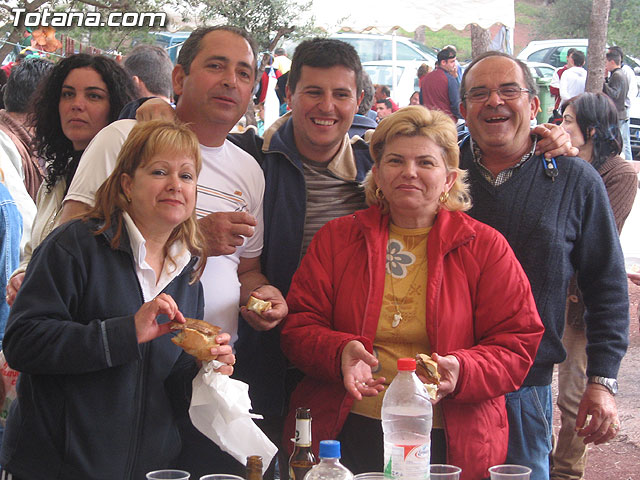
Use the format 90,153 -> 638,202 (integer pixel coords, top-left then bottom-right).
383,442 -> 430,480
294,418 -> 312,447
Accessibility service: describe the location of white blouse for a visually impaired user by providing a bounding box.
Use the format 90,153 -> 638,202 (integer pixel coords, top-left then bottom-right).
123,212 -> 192,302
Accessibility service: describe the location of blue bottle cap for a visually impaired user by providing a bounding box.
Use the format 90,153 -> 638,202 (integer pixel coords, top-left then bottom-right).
319,440 -> 341,458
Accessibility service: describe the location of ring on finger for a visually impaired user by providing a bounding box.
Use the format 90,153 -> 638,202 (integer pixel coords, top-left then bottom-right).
610,423 -> 620,431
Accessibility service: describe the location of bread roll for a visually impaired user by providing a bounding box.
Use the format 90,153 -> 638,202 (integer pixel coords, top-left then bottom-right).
246,295 -> 272,316
170,318 -> 221,362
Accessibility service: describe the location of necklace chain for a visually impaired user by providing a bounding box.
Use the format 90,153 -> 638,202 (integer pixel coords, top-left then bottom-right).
389,260 -> 424,328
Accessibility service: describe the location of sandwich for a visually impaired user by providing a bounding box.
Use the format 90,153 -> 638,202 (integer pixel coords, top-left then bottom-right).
416,353 -> 441,385
170,318 -> 221,362
246,295 -> 272,316
416,353 -> 440,400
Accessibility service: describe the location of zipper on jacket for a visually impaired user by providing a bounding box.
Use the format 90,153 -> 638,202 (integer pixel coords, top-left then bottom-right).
123,261 -> 149,479
124,342 -> 149,478
331,214 -> 383,436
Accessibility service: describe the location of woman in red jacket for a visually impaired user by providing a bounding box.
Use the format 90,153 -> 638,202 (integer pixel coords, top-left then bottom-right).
281,106 -> 544,480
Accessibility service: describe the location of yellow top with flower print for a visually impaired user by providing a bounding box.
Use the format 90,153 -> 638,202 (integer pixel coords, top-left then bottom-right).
351,223 -> 443,428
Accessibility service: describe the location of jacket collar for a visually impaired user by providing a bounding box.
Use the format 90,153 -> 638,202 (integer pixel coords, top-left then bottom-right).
261,111 -> 366,182
96,216 -> 199,272
354,204 -> 477,255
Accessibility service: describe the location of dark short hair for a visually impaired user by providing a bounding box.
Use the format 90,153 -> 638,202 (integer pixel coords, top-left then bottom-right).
358,71 -> 375,114
31,54 -> 136,190
288,38 -> 363,96
570,50 -> 586,67
460,51 -> 538,107
606,51 -> 622,66
274,47 -> 286,56
124,44 -> 173,99
377,98 -> 393,109
437,47 -> 456,64
567,47 -> 577,58
3,57 -> 53,113
177,26 -> 258,78
379,85 -> 391,97
609,45 -> 624,59
562,92 -> 621,169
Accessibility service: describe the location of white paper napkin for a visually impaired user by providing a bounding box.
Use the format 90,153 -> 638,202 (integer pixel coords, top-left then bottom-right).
189,360 -> 277,474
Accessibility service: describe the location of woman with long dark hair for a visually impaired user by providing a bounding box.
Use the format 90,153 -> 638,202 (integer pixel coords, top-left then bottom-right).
6,54 -> 136,305
554,92 -> 637,479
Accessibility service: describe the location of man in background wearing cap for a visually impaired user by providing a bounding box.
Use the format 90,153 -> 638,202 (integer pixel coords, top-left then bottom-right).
420,46 -> 462,122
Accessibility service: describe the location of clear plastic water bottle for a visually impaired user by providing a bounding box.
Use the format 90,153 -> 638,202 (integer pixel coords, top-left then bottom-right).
303,440 -> 353,480
382,358 -> 433,480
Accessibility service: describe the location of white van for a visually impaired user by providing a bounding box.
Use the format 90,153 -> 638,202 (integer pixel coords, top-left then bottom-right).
330,33 -> 437,66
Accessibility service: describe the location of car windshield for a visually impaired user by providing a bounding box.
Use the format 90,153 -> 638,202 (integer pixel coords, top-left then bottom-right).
363,65 -> 406,86
408,40 -> 438,61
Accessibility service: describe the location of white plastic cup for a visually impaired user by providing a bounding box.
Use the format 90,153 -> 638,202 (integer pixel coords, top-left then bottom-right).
199,475 -> 245,480
430,464 -> 462,479
354,473 -> 385,480
488,464 -> 532,480
146,470 -> 191,480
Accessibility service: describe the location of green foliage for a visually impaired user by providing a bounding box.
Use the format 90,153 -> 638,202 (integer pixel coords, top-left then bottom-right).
421,30 -> 472,61
396,27 -> 471,62
532,0 -> 640,57
515,1 -> 541,17
534,0 -> 592,38
198,0 -> 322,50
609,0 -> 640,55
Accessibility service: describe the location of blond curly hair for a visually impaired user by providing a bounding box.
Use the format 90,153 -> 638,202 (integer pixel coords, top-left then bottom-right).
364,106 -> 471,214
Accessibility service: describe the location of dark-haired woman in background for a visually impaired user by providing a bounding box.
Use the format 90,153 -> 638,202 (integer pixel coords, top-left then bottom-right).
5,53 -> 136,305
552,92 -> 637,479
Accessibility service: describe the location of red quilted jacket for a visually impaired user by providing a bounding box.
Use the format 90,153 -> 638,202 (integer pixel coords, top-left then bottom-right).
281,206 -> 543,480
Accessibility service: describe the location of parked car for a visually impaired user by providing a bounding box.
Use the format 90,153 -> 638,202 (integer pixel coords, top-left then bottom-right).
517,39 -> 640,87
331,33 -> 437,65
526,61 -> 556,80
630,94 -> 640,160
363,60 -> 424,107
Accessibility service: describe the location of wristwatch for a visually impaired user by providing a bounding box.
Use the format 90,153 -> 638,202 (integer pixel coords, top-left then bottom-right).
588,376 -> 618,396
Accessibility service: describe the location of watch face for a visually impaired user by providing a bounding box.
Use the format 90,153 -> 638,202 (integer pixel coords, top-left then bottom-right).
610,379 -> 619,394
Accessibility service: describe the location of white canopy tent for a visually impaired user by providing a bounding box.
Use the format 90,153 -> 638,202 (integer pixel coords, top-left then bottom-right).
308,0 -> 515,33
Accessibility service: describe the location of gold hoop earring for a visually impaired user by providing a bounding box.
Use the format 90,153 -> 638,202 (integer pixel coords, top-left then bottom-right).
375,187 -> 384,201
439,191 -> 449,204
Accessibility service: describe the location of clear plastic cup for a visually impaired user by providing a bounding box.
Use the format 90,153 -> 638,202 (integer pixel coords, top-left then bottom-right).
354,473 -> 385,480
430,464 -> 462,479
488,464 -> 532,480
199,475 -> 245,480
146,470 -> 191,480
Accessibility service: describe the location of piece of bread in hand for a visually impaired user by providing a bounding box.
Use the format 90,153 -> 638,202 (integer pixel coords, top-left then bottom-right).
170,318 -> 221,361
415,353 -> 441,385
416,353 -> 441,400
246,295 -> 272,316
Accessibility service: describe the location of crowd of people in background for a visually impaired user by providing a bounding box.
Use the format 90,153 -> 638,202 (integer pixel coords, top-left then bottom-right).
0,27 -> 636,480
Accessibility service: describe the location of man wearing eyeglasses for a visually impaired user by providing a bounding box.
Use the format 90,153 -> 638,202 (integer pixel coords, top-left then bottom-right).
457,51 -> 628,480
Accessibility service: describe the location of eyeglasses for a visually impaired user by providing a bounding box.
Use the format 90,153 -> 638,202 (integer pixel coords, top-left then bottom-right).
463,86 -> 531,103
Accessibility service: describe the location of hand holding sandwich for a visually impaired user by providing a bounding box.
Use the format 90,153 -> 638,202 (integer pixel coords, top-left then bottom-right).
416,353 -> 460,403
134,294 -> 235,375
134,293 -> 185,344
